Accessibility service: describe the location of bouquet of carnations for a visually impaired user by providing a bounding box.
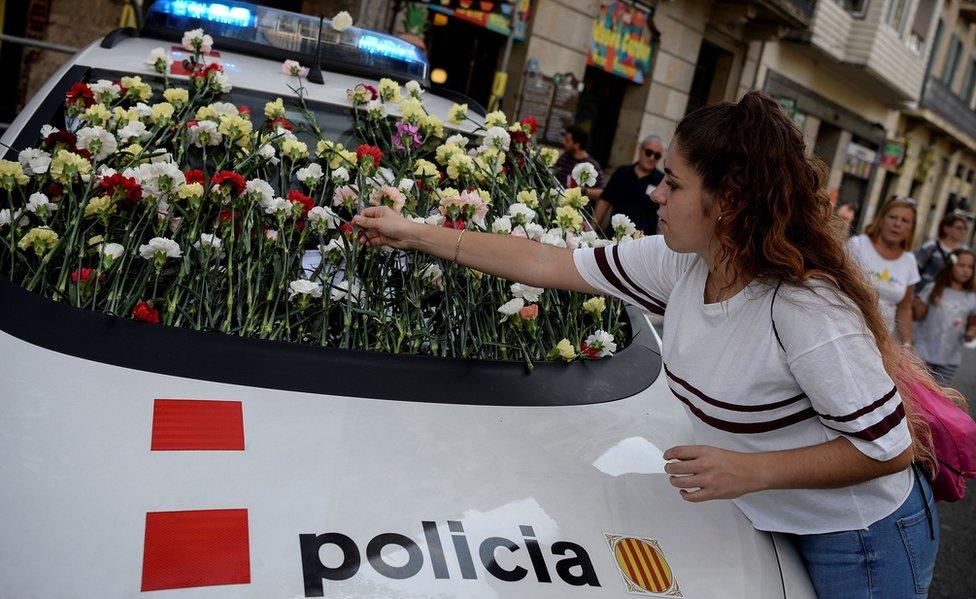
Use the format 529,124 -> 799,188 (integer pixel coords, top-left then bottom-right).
0,29 -> 643,366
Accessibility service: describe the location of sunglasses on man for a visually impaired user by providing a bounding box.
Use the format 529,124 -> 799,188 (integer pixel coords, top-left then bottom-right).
642,148 -> 662,160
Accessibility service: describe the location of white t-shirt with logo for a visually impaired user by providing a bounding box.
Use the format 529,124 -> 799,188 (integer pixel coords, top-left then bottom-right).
846,234 -> 921,332
573,235 -> 912,534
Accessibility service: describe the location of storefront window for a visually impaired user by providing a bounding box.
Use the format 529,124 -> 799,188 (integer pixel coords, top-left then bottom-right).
942,34 -> 963,86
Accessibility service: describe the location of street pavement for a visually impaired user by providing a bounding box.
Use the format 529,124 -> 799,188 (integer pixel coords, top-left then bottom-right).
930,345 -> 976,599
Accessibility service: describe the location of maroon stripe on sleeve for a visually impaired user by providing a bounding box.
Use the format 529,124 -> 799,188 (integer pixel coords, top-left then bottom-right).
665,364 -> 806,412
671,388 -> 817,434
611,244 -> 667,312
818,386 -> 898,423
593,247 -> 665,316
823,402 -> 906,441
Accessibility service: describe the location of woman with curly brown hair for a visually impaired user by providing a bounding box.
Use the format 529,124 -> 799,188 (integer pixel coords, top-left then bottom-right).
353,91 -> 947,597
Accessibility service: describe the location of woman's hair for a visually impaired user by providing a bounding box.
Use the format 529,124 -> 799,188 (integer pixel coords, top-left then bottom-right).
927,248 -> 976,306
938,213 -> 967,240
864,198 -> 917,251
672,90 -> 964,473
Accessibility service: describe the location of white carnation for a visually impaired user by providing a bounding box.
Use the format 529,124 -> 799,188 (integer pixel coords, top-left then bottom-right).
540,228 -> 568,248
190,120 -> 222,147
194,233 -> 223,250
245,179 -> 274,204
139,237 -> 182,260
481,126 -> 511,152
288,279 -> 323,300
89,79 -> 121,102
18,148 -> 51,175
331,11 -> 353,31
145,47 -> 172,70
25,192 -> 57,216
491,216 -> 512,234
572,162 -> 598,187
507,202 -> 536,225
330,278 -> 361,302
296,163 -> 324,184
117,120 -> 149,143
308,206 -> 339,230
498,297 -> 525,317
446,134 -> 468,147
76,126 -> 118,161
331,166 -> 350,183
584,330 -> 617,357
99,242 -> 124,260
262,196 -> 292,216
181,28 -> 214,53
511,283 -> 544,303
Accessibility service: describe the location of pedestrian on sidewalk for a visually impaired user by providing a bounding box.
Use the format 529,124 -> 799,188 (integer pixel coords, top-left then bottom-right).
592,134 -> 665,235
916,214 -> 970,289
354,90 -> 944,598
913,248 -> 976,386
552,125 -> 604,201
846,198 -> 920,346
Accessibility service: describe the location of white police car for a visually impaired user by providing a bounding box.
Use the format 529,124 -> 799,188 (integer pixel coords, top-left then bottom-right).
0,1 -> 816,597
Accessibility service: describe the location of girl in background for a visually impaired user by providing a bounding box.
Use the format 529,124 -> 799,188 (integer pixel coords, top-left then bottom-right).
913,249 -> 976,385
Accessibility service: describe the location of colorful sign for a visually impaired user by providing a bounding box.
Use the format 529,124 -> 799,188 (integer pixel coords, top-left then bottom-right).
428,0 -> 532,40
879,140 -> 907,171
587,1 -> 654,84
844,142 -> 878,180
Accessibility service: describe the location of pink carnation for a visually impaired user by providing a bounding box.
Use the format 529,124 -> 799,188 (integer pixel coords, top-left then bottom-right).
368,185 -> 407,213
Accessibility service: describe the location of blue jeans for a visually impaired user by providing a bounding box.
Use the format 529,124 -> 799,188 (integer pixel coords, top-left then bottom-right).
787,471 -> 940,598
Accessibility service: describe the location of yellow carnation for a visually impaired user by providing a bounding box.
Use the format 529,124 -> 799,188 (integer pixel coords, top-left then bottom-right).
413,159 -> 438,178
484,110 -> 507,128
50,150 -> 91,184
517,189 -> 538,208
552,338 -> 576,362
0,160 -> 29,189
378,78 -> 401,102
555,205 -> 583,232
448,103 -> 468,125
539,147 -> 560,168
265,98 -> 287,119
17,227 -> 59,256
83,195 -> 114,218
399,97 -> 425,123
163,87 -> 189,105
177,182 -> 204,201
280,138 -> 309,160
582,296 -> 606,317
81,104 -> 112,126
150,102 -> 175,124
121,76 -> 152,101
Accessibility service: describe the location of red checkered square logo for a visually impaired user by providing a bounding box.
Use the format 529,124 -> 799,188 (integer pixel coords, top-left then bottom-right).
141,508 -> 250,591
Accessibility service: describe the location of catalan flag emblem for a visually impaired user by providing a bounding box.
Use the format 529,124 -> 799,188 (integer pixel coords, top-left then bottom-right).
606,534 -> 683,597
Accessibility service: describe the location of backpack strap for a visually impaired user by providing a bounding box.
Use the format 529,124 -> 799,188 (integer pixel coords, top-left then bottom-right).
770,280 -> 786,354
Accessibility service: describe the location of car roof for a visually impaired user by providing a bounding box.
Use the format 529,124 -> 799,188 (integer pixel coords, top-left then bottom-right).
70,35 -> 485,134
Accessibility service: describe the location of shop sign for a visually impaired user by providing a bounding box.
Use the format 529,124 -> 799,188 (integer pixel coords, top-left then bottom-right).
879,140 -> 906,171
844,142 -> 877,180
427,0 -> 532,40
587,1 -> 654,84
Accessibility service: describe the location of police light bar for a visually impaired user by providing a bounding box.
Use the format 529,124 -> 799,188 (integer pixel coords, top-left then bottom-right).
144,0 -> 429,82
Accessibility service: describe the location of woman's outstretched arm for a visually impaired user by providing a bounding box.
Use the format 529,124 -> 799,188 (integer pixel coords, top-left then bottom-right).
353,206 -> 600,294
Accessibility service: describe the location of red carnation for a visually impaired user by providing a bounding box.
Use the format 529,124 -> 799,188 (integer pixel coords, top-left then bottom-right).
42,130 -> 78,152
520,116 -> 538,135
132,301 -> 160,324
237,104 -> 251,115
65,83 -> 94,108
46,182 -> 64,200
287,189 -> 314,217
442,218 -> 466,230
579,341 -> 599,359
211,170 -> 246,196
269,117 -> 293,131
70,268 -> 96,284
100,173 -> 142,206
363,84 -> 379,101
184,169 -> 207,185
355,144 -> 383,168
510,129 -> 529,145
340,222 -> 368,244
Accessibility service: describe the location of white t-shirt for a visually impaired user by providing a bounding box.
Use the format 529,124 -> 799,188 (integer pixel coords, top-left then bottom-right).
573,235 -> 912,534
846,234 -> 921,332
916,284 -> 976,366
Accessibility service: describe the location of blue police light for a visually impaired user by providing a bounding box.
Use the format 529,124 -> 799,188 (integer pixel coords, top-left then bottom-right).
357,34 -> 425,65
162,1 -> 254,27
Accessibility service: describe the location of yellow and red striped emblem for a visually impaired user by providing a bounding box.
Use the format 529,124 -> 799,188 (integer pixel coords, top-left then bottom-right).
606,534 -> 682,596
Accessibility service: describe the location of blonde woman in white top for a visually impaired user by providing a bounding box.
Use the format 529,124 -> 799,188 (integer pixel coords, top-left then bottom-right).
353,92 -> 945,598
846,198 -> 921,344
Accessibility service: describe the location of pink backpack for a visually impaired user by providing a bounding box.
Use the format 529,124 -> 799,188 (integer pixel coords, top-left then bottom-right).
908,381 -> 976,502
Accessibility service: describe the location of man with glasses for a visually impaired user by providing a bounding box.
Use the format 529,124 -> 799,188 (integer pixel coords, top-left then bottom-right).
916,213 -> 971,288
592,134 -> 665,235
